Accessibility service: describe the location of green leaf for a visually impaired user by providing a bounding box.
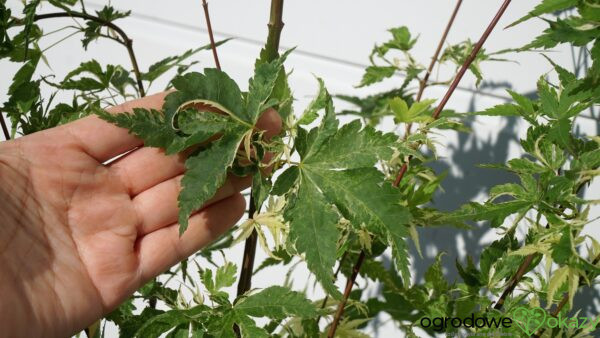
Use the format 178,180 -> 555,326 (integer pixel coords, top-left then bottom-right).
547,265 -> 569,304
298,77 -> 328,125
245,48 -> 293,123
305,168 -> 411,282
215,262 -> 237,291
303,120 -> 398,169
383,26 -> 418,52
97,108 -> 176,150
479,232 -> 518,281
142,40 -> 230,82
389,97 -> 409,122
135,306 -> 209,338
507,158 -> 548,174
165,70 -> 245,125
445,200 -> 532,228
425,253 -> 448,293
178,129 -> 246,233
551,227 -> 573,265
271,166 -> 299,196
235,286 -> 318,319
285,175 -> 341,298
508,0 -> 577,28
357,66 -> 396,87
252,172 -> 271,210
474,103 -> 521,117
547,118 -> 573,153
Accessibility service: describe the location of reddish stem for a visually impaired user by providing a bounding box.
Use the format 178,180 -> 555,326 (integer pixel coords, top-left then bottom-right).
201,0 -> 222,70
493,254 -> 534,310
327,251 -> 365,338
406,0 -> 463,136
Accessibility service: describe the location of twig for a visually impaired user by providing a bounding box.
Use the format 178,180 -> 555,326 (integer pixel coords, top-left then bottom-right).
236,0 -> 285,298
406,0 -> 463,136
236,195 -> 258,296
201,0 -> 221,70
327,251 -> 365,338
0,112 -> 10,140
493,254 -> 535,310
32,12 -> 146,97
327,1 -> 512,336
431,0 -> 511,120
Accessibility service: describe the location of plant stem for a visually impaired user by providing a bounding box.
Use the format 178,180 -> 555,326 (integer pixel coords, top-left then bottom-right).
327,251 -> 365,338
236,0 -> 285,298
0,112 -> 10,140
493,253 -> 535,310
406,0 -> 463,136
33,12 -> 146,97
236,195 -> 258,296
328,2 -> 512,336
201,0 -> 221,70
431,0 -> 511,120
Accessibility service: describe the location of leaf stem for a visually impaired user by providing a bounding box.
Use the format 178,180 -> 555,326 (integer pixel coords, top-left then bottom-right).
328,2 -> 512,336
32,12 -> 146,97
201,0 -> 221,70
236,0 -> 285,298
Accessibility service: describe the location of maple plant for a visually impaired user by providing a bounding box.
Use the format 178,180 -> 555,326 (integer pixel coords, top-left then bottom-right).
2,0 -> 600,337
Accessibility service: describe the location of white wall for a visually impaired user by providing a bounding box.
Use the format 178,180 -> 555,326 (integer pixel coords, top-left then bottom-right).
2,1 -> 599,337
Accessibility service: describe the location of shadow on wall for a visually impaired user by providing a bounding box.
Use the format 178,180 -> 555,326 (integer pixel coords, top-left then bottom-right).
368,80 -> 600,336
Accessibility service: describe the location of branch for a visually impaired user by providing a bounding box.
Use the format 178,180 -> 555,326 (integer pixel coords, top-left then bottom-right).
327,1 -> 512,336
0,111 -> 10,140
493,254 -> 535,310
236,0 -> 285,298
431,0 -> 511,120
406,0 -> 463,136
327,251 -> 365,338
201,0 -> 221,70
33,12 -> 146,97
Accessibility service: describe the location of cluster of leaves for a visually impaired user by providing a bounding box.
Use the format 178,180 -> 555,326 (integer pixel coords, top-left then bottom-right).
337,25 -> 499,126
347,1 -> 600,335
0,1 -> 217,137
4,0 -> 600,337
108,262 -> 319,337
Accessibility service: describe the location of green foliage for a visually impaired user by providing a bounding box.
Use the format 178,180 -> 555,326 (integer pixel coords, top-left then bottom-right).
3,0 -> 600,337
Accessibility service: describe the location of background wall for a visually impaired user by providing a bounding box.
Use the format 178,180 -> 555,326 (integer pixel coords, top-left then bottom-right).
2,1 -> 599,337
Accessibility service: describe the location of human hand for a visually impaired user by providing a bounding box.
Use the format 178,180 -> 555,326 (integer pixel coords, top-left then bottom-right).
0,92 -> 281,337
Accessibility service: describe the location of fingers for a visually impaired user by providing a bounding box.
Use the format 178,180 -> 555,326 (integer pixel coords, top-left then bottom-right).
62,92 -> 169,162
109,147 -> 187,196
136,193 -> 246,282
256,108 -> 282,140
133,173 -> 251,235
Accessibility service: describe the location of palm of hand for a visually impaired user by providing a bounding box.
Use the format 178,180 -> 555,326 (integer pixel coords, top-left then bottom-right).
0,93 -> 278,337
